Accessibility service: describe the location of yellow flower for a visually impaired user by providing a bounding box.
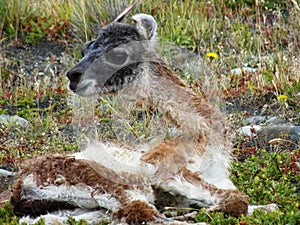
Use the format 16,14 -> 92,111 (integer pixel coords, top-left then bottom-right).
277,94 -> 288,101
205,52 -> 218,59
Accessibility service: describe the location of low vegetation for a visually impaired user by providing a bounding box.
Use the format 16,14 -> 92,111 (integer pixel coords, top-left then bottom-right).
0,0 -> 299,224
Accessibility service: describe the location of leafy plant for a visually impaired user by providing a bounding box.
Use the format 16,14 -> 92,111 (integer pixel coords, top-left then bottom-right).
195,149 -> 300,224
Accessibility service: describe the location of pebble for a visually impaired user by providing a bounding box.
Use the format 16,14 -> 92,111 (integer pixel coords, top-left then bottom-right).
0,168 -> 16,177
248,203 -> 279,215
0,114 -> 29,128
236,118 -> 300,148
258,124 -> 300,143
237,125 -> 261,138
230,67 -> 258,75
265,116 -> 285,125
246,116 -> 267,125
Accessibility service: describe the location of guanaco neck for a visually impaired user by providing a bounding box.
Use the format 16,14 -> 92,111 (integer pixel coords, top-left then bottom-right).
120,59 -> 228,156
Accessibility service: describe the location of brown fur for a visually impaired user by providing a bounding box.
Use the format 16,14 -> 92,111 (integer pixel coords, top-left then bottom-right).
11,155 -> 147,217
15,155 -> 130,196
210,191 -> 249,217
181,167 -> 248,217
112,200 -> 157,224
141,139 -> 179,164
149,61 -> 218,153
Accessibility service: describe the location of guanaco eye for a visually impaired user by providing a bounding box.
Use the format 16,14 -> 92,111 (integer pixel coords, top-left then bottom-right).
104,48 -> 128,65
82,40 -> 96,56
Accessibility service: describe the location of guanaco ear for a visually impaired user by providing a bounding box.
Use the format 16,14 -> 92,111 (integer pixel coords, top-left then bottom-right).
132,14 -> 157,40
114,3 -> 135,22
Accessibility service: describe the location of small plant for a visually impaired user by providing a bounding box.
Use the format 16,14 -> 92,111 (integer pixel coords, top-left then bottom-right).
0,203 -> 19,225
195,149 -> 300,224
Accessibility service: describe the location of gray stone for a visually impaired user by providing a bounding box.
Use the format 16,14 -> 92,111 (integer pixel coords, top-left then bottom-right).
246,116 -> 267,125
0,168 -> 16,177
230,67 -> 258,75
0,114 -> 29,128
248,203 -> 279,215
290,126 -> 300,143
237,125 -> 262,138
265,117 -> 285,125
258,124 -> 300,143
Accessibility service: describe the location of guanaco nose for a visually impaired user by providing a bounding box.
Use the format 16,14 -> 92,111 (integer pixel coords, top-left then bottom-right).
67,68 -> 83,91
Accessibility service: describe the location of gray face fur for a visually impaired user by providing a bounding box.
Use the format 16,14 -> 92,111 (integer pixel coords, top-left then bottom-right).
67,13 -> 157,96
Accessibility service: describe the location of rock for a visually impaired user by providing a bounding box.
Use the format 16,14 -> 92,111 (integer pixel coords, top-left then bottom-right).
0,190 -> 12,207
245,116 -> 285,126
235,123 -> 300,150
237,125 -> 261,139
0,168 -> 16,193
0,168 -> 16,177
265,116 -> 285,125
258,124 -> 300,144
230,67 -> 258,75
0,114 -> 29,128
246,116 -> 267,125
248,203 -> 279,215
291,126 -> 300,143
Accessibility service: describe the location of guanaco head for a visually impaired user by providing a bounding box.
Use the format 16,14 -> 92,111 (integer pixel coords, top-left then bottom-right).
67,5 -> 157,96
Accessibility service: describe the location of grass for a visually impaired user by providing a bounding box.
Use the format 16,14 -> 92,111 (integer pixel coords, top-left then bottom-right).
0,0 -> 300,224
